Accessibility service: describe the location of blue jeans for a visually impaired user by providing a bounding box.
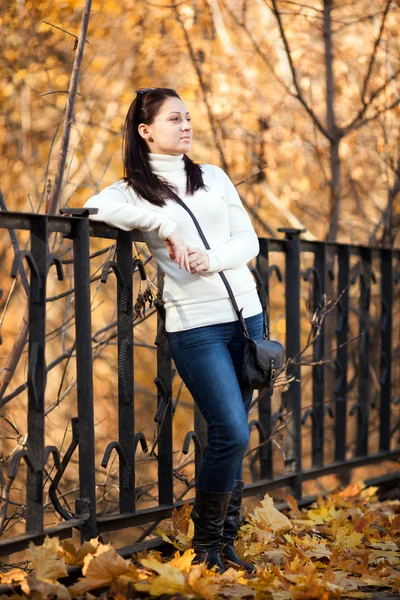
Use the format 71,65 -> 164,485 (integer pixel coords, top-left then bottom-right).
166,312 -> 264,493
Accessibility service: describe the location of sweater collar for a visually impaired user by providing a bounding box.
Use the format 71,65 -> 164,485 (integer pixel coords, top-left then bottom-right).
149,152 -> 185,175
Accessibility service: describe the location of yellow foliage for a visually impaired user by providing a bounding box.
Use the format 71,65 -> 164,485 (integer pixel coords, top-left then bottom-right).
1,482 -> 400,598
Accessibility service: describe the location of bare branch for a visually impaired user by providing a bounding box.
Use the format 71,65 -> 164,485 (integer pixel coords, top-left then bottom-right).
47,0 -> 93,215
171,0 -> 228,171
360,0 -> 393,106
39,90 -> 83,97
343,68 -> 400,134
41,20 -> 90,48
269,0 -> 331,139
348,97 -> 400,134
0,1 -> 93,403
221,0 -> 285,85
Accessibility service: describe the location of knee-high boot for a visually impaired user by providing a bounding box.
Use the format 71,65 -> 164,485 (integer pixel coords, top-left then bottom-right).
221,480 -> 255,573
191,489 -> 231,573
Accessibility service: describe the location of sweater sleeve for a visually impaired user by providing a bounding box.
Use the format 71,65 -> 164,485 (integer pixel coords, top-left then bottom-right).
83,182 -> 177,241
204,167 -> 260,272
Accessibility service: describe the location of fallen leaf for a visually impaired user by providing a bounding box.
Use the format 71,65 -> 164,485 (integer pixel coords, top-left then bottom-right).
0,569 -> 27,585
339,483 -> 364,499
334,526 -> 363,549
62,538 -> 100,566
68,547 -> 130,597
138,555 -> 188,596
21,574 -> 70,600
169,548 -> 196,572
28,536 -> 68,582
251,494 -> 292,533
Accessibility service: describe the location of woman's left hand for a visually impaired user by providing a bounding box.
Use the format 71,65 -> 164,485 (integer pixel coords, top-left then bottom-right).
187,247 -> 210,274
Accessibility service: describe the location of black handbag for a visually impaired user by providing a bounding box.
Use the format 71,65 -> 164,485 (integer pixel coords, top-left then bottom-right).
175,198 -> 285,392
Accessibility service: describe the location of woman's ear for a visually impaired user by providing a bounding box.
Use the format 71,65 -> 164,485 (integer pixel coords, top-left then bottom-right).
138,123 -> 153,142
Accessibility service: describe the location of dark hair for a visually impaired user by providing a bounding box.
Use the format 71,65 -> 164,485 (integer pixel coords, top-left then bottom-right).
122,88 -> 206,207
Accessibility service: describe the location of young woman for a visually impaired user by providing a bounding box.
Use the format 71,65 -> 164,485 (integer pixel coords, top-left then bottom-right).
84,88 -> 264,572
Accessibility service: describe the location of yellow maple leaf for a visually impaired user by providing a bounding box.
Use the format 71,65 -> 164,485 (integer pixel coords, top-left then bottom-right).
172,501 -> 192,534
62,538 -> 100,566
235,520 -> 275,562
156,528 -> 183,550
20,574 -> 71,600
169,548 -> 196,572
68,547 -> 130,597
285,495 -> 303,518
334,527 -> 363,549
306,505 -> 332,525
188,565 -> 252,599
109,565 -> 140,597
287,564 -> 330,600
138,556 -> 188,596
251,494 -> 292,533
338,482 -> 364,499
0,569 -> 27,585
156,502 -> 194,550
360,486 -> 379,501
187,565 -> 225,600
28,536 -> 68,582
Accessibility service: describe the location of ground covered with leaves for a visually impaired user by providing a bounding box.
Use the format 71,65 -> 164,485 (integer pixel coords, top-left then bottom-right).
1,482 -> 400,599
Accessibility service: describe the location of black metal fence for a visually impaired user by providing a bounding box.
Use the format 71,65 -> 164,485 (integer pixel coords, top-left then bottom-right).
0,210 -> 399,558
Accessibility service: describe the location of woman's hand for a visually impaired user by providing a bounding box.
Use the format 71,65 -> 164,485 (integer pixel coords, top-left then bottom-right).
187,246 -> 210,274
164,230 -> 190,271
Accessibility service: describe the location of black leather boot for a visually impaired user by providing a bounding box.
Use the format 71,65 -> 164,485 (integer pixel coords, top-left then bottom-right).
221,480 -> 255,573
191,489 -> 231,573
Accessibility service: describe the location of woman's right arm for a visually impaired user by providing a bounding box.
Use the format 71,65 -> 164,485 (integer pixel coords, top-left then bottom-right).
84,183 -> 191,271
84,183 -> 177,241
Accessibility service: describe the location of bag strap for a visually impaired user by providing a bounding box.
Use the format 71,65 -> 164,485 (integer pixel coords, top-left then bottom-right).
175,197 -> 267,339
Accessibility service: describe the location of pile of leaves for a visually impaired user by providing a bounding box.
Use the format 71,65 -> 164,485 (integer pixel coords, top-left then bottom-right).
1,481 -> 399,599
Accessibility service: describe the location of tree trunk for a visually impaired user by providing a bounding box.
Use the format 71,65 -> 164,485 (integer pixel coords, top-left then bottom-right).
327,139 -> 341,241
323,0 -> 342,242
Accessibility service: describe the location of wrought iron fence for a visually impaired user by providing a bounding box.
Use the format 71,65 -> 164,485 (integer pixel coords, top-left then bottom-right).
0,210 -> 399,558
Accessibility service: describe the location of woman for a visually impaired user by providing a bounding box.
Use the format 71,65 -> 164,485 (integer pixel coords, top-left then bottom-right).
84,87 -> 264,572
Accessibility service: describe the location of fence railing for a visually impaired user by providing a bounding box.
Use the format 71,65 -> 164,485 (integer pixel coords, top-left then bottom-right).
0,210 -> 399,557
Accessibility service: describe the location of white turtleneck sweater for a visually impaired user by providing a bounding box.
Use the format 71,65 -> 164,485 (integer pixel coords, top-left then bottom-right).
84,154 -> 262,332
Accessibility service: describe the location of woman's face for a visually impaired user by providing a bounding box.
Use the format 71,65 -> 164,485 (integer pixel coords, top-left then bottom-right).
138,96 -> 192,156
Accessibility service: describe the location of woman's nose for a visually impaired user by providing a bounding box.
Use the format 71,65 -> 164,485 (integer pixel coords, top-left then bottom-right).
182,120 -> 191,130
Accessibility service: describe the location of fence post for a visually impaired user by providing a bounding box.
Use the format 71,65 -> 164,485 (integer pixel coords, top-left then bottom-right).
334,245 -> 349,462
26,216 -> 48,533
71,215 -> 97,540
380,248 -> 392,452
356,247 -> 372,457
156,268 -> 174,506
256,238 -> 273,480
311,243 -> 326,467
278,228 -> 305,498
116,231 -> 135,513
